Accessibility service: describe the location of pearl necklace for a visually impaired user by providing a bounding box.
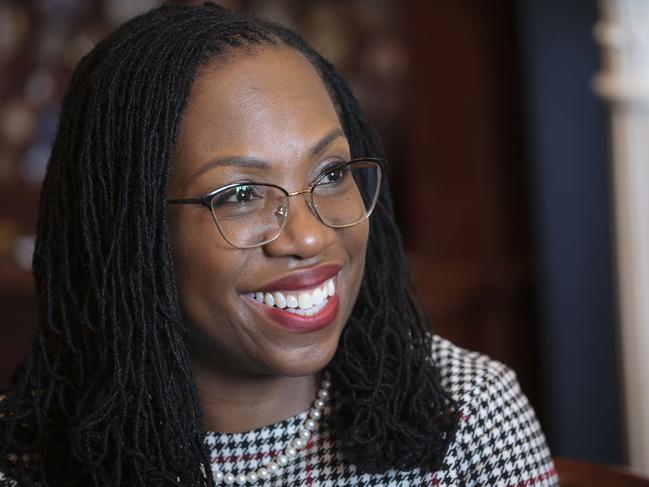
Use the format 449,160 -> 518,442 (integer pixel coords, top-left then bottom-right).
213,376 -> 332,485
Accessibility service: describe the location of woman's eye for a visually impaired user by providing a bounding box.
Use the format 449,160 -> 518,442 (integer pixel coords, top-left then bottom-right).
321,167 -> 347,185
233,186 -> 253,202
214,185 -> 260,206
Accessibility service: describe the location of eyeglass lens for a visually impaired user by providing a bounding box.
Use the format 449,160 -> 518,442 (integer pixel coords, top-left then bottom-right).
209,160 -> 381,248
312,161 -> 379,226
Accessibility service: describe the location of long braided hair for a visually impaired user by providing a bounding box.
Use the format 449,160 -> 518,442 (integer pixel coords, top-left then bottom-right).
0,3 -> 459,485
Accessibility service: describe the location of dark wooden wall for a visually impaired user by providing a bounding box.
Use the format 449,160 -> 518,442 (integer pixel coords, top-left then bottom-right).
399,0 -> 543,414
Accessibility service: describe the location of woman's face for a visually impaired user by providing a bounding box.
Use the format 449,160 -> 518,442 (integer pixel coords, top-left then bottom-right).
168,47 -> 369,378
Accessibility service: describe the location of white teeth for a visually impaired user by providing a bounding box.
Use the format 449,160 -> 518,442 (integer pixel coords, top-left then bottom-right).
286,294 -> 299,308
312,287 -> 324,306
298,292 -> 313,309
326,279 -> 335,296
285,298 -> 328,316
247,277 -> 336,312
273,292 -> 287,309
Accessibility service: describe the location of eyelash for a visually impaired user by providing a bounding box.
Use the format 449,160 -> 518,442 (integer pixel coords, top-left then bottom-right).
208,158 -> 349,192
317,158 -> 347,179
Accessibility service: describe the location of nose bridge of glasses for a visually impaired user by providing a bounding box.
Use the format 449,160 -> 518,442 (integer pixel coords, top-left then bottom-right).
287,187 -> 312,198
282,186 -> 321,222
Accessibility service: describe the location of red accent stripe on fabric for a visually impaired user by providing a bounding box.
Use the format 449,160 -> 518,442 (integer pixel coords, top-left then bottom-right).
507,467 -> 558,487
305,440 -> 314,486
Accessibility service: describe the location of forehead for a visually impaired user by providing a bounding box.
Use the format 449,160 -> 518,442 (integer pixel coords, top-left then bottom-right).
173,47 -> 344,188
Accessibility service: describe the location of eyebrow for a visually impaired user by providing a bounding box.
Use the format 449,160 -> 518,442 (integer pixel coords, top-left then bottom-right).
188,127 -> 346,184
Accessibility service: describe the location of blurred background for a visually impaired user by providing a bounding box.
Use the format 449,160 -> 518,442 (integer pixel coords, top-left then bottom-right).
1,0 -> 648,477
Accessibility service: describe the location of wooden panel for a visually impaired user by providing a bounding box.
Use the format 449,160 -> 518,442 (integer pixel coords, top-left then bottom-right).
401,0 -> 542,414
555,458 -> 649,487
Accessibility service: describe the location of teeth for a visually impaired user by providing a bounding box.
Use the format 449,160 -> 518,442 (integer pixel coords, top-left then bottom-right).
298,292 -> 313,309
286,294 -> 298,308
285,298 -> 328,316
273,292 -> 287,309
247,277 -> 336,312
312,287 -> 324,306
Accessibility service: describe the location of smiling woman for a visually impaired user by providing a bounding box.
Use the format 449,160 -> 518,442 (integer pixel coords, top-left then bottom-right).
167,48 -> 372,419
0,3 -> 557,486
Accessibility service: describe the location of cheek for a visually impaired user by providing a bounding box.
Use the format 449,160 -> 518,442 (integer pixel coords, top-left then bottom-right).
343,220 -> 369,287
168,210 -> 240,319
350,219 -> 369,258
170,212 -> 208,283
170,222 -> 207,319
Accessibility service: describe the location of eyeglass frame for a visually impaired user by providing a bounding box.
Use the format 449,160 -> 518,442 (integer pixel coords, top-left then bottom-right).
167,157 -> 387,249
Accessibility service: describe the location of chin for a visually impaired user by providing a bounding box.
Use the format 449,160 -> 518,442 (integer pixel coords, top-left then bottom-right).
260,327 -> 342,378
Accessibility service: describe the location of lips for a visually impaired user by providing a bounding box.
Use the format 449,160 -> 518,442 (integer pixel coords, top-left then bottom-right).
242,263 -> 343,333
248,294 -> 340,333
256,263 -> 342,292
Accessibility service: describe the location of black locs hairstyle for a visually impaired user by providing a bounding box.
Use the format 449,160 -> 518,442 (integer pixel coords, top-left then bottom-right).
0,3 -> 459,485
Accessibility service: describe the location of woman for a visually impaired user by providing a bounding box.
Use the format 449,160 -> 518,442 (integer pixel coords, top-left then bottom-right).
0,3 -> 558,486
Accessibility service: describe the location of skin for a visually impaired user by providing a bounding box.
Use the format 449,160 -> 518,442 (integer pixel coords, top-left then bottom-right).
167,47 -> 369,433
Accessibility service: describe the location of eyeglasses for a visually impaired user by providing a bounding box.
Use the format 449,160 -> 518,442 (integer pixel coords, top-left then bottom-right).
167,158 -> 385,249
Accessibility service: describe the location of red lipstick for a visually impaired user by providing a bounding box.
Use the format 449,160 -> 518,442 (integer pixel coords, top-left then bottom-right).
250,294 -> 340,333
258,263 -> 342,292
244,263 -> 342,333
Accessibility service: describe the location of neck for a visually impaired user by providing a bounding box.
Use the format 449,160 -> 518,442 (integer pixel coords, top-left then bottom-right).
194,365 -> 320,433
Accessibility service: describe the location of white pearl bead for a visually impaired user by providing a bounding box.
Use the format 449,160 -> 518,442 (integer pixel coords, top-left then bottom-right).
213,379 -> 333,485
299,428 -> 312,440
257,467 -> 270,479
292,437 -> 305,449
285,446 -> 298,457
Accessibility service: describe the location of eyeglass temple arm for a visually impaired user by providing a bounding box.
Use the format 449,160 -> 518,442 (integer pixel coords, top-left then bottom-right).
167,198 -> 203,204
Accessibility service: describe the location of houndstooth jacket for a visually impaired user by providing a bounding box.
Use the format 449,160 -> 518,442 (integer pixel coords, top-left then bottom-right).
205,335 -> 559,486
1,335 -> 558,486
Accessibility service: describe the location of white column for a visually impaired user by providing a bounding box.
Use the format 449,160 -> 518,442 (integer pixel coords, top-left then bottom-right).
594,0 -> 649,475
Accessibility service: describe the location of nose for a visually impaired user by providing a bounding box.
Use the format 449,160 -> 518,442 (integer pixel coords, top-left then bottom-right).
263,193 -> 336,259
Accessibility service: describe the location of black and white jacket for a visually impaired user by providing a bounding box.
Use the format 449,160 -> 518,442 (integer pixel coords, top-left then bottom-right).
1,336 -> 558,486
205,335 -> 558,486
